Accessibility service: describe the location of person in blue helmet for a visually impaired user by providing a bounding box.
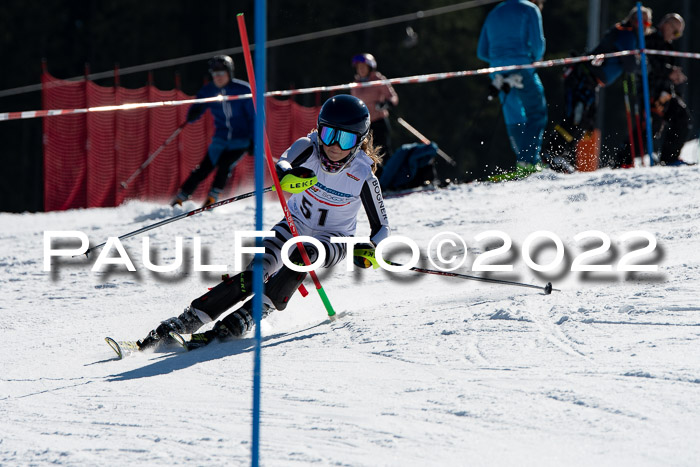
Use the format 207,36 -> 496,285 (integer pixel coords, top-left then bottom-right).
137,95 -> 390,348
477,0 -> 547,178
171,55 -> 255,207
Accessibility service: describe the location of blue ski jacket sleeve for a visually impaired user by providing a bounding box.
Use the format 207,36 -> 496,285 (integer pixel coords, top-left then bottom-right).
186,80 -> 255,144
477,0 -> 545,67
589,22 -> 640,86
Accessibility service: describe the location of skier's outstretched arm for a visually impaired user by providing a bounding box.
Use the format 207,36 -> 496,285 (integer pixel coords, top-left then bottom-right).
360,174 -> 390,246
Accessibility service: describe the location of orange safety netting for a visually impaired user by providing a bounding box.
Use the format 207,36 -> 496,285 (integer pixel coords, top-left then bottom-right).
42,71 -> 321,212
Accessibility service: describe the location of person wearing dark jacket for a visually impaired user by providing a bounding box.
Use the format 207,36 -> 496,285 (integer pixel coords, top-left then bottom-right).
546,7 -> 652,170
645,13 -> 690,165
171,55 -> 255,207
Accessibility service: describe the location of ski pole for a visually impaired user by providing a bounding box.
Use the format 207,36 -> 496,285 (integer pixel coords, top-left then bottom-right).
622,77 -> 637,168
120,122 -> 187,189
354,248 -> 557,294
83,186 -> 273,257
629,74 -> 646,166
237,14 -> 336,317
401,263 -> 555,294
396,117 -> 457,166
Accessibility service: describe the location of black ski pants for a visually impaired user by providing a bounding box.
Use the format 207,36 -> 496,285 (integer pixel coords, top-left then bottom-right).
179,148 -> 246,197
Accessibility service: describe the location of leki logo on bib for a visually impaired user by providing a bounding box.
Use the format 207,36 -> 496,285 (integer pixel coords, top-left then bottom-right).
346,172 -> 360,181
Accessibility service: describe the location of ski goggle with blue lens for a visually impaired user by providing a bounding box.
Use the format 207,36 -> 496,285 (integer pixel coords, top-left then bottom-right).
318,126 -> 360,151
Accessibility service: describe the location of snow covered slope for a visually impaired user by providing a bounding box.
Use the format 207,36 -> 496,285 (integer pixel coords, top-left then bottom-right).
1,162 -> 699,466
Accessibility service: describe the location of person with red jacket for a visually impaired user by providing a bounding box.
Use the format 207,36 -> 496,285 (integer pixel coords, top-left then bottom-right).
350,53 -> 399,163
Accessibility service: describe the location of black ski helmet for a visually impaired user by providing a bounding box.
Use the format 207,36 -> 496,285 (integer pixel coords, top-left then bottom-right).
351,53 -> 377,70
208,55 -> 234,78
317,95 -> 370,153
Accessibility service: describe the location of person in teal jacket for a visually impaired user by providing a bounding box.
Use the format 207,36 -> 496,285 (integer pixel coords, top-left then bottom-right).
477,0 -> 547,174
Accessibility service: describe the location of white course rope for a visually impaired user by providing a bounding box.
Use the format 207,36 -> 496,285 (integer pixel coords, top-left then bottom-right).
0,49 -> 693,122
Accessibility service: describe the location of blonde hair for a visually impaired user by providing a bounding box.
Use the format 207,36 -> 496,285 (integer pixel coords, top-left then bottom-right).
313,128 -> 384,173
623,6 -> 652,29
361,131 -> 383,173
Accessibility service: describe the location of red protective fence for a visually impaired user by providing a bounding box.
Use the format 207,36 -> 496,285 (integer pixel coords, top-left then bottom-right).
42,71 -> 320,212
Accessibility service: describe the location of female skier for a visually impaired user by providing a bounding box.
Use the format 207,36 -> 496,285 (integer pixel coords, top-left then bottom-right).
138,94 -> 390,348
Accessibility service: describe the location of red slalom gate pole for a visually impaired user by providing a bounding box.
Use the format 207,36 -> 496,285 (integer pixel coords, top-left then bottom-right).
622,77 -> 637,168
236,14 -> 335,317
630,74 -> 646,166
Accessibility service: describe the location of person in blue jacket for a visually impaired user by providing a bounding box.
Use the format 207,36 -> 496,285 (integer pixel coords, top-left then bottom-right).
171,55 -> 255,207
477,0 -> 547,176
587,7 -> 652,88
547,7 -> 652,170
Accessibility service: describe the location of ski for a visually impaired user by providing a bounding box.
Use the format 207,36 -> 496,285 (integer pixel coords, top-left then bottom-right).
105,337 -> 141,359
105,335 -> 185,359
169,331 -> 216,351
168,311 -> 349,352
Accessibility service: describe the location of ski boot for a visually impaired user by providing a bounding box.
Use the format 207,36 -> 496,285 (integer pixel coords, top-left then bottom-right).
170,191 -> 189,207
211,301 -> 273,339
202,189 -> 221,208
137,306 -> 206,350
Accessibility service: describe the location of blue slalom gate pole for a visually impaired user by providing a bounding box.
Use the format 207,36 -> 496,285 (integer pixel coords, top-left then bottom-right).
637,2 -> 655,166
252,1 -> 266,466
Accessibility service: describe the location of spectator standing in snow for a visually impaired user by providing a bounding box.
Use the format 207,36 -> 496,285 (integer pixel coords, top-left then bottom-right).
645,13 -> 690,165
477,0 -> 547,177
350,53 -> 399,163
137,95 -> 390,348
547,7 -> 652,169
171,55 -> 255,208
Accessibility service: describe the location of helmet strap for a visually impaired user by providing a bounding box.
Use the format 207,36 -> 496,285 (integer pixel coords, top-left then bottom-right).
318,143 -> 359,174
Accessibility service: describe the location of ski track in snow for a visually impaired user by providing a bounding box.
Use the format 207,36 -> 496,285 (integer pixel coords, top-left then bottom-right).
2,159 -> 700,466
